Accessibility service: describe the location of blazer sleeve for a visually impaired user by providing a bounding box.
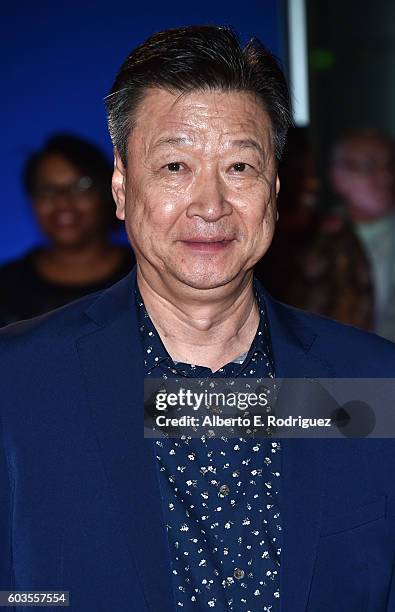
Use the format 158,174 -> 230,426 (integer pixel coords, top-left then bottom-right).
0,412 -> 13,589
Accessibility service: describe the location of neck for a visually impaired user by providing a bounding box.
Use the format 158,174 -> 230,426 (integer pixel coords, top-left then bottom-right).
45,237 -> 110,265
137,265 -> 259,372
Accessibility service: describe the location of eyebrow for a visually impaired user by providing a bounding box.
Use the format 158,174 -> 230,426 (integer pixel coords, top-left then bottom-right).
151,136 -> 193,150
150,136 -> 266,157
229,138 -> 265,156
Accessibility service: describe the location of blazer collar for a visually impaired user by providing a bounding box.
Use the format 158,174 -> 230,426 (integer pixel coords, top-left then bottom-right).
79,269 -> 331,611
85,270 -> 332,372
259,283 -> 334,378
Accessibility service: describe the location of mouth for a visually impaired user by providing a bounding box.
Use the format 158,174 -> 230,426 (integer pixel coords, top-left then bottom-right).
179,238 -> 235,253
50,212 -> 79,228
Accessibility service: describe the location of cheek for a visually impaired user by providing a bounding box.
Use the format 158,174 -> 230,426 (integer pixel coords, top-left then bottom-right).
125,181 -> 184,241
245,202 -> 277,258
336,172 -> 362,195
233,186 -> 275,233
255,202 -> 276,241
75,196 -> 104,222
33,207 -> 49,225
264,202 -> 277,237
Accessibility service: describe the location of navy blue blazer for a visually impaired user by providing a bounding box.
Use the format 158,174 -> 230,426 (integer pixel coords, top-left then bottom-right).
1,269 -> 395,612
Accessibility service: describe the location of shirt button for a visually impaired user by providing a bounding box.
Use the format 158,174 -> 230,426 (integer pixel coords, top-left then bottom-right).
219,484 -> 230,496
234,568 -> 245,580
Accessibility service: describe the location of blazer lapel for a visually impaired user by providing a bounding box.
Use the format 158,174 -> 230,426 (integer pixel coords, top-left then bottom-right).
264,293 -> 332,611
76,271 -> 174,612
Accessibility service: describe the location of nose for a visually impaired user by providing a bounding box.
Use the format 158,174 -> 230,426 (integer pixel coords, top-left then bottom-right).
51,189 -> 74,208
186,169 -> 232,222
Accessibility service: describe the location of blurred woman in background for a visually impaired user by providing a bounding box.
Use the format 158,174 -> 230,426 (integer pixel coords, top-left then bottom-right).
0,134 -> 135,326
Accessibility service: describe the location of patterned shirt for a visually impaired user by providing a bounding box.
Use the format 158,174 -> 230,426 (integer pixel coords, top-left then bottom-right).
136,280 -> 281,611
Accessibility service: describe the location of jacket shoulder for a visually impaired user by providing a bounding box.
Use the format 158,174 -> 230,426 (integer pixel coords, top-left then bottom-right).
0,289 -> 102,349
0,271 -> 135,353
272,298 -> 395,375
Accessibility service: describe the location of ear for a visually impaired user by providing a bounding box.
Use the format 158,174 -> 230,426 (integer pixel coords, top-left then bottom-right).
112,150 -> 126,221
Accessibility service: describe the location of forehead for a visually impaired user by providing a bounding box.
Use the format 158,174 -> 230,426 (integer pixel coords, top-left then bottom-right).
35,154 -> 80,183
129,88 -> 273,152
339,137 -> 392,161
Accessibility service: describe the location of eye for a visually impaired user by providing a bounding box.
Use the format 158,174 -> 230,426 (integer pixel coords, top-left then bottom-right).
232,162 -> 247,172
166,162 -> 182,172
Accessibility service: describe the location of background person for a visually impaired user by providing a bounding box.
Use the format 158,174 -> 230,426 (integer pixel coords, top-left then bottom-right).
255,127 -> 322,306
0,134 -> 135,326
256,127 -> 374,330
328,128 -> 395,340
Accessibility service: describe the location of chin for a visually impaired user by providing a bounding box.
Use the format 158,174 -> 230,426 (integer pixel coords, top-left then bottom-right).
52,237 -> 82,248
168,263 -> 243,290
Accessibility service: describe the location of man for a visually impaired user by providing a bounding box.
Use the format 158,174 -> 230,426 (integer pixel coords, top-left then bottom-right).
1,26 -> 395,612
256,127 -> 375,332
329,129 -> 395,340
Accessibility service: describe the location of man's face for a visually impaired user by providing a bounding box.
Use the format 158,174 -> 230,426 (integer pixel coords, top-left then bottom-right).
112,88 -> 279,290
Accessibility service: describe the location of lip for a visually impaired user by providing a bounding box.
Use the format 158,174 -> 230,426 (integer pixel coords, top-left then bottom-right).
50,212 -> 79,228
179,238 -> 235,252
